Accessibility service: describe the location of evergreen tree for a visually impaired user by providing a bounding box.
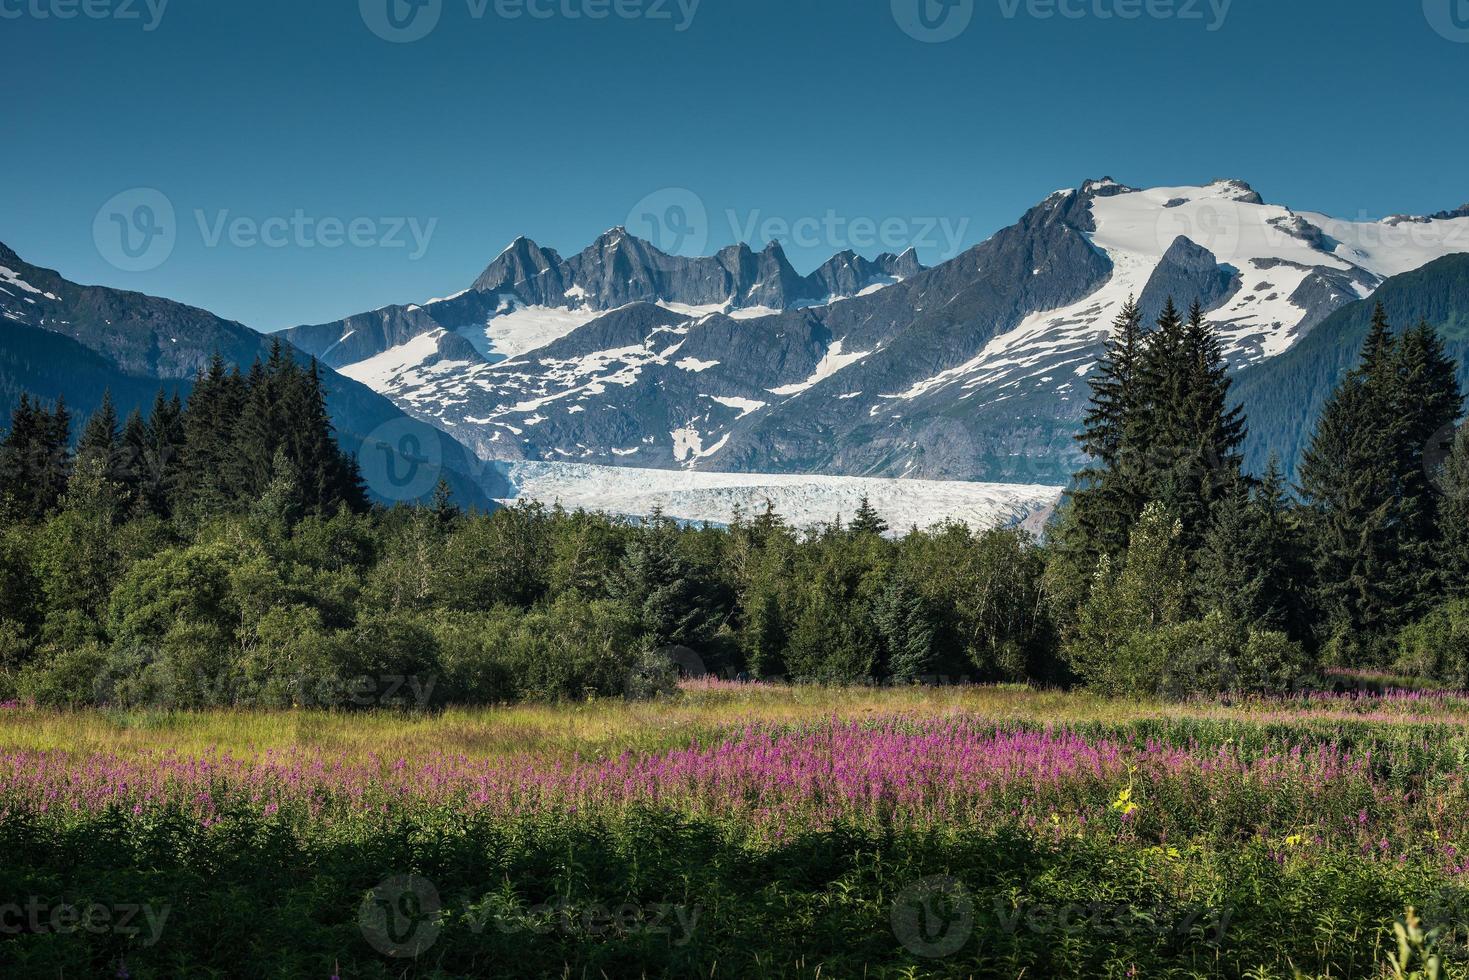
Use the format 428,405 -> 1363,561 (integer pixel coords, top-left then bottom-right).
229,357 -> 281,499
1299,372 -> 1397,660
0,395 -> 43,520
849,495 -> 889,537
77,390 -> 119,472
1249,457 -> 1314,643
251,447 -> 304,530
118,408 -> 149,514
134,390 -> 184,517
1301,308 -> 1463,657
1,395 -> 72,520
1196,472 -> 1263,626
1440,424 -> 1469,598
875,569 -> 940,682
743,589 -> 787,679
430,477 -> 460,532
178,354 -> 244,512
1391,320 -> 1463,608
1069,297 -> 1147,562
1147,301 -> 1245,546
609,525 -> 724,648
1196,458 -> 1310,642
38,396 -> 72,517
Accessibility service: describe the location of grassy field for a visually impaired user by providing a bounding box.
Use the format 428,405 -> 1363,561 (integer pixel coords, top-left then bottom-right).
3,683 -> 1468,978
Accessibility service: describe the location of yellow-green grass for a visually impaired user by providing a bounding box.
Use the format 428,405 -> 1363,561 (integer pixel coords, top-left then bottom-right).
2,682 -> 1466,764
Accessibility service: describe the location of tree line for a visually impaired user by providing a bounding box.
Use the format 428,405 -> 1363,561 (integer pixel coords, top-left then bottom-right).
1,302 -> 1467,708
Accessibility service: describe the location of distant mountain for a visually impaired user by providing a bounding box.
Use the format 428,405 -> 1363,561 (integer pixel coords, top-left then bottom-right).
281,232 -> 924,374
1235,253 -> 1469,481
0,243 -> 504,508
279,179 -> 1469,483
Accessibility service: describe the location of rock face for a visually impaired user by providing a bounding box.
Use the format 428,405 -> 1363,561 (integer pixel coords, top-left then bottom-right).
1136,236 -> 1240,326
245,178 -> 1469,485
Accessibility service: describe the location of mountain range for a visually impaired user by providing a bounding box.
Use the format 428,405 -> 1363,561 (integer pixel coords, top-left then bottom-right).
4,177 -> 1469,525
277,178 -> 1469,485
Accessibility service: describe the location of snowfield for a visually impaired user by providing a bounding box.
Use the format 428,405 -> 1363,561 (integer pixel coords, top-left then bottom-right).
491,460 -> 1063,535
882,180 -> 1469,414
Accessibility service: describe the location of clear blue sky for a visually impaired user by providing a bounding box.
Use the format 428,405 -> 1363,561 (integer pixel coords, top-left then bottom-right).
2,0 -> 1467,331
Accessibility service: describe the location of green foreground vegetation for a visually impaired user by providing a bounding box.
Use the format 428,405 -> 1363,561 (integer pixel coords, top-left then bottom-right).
3,686 -> 1469,978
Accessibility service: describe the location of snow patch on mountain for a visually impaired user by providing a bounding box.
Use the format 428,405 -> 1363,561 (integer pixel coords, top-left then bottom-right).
1297,211 -> 1469,279
339,330 -> 457,389
494,460 -> 1063,536
0,265 -> 59,302
769,339 -> 871,396
458,300 -> 603,363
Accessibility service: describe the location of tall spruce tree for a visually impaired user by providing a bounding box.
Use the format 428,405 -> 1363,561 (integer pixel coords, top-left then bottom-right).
1302,306 -> 1464,658
1146,301 -> 1245,547
1440,424 -> 1469,598
134,390 -> 184,517
39,396 -> 72,517
178,354 -> 244,512
1069,297 -> 1147,562
850,495 -> 889,538
118,408 -> 149,514
229,356 -> 282,499
1391,320 -> 1463,609
77,390 -> 119,472
1299,370 -> 1398,660
1197,457 -> 1310,642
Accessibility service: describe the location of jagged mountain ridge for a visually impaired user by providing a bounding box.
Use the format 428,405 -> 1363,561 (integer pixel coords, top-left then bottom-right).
281,233 -> 924,375
292,178 -> 1469,483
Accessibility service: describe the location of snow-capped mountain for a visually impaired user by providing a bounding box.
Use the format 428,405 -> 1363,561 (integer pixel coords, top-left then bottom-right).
281,179 -> 1469,485
282,232 -> 922,373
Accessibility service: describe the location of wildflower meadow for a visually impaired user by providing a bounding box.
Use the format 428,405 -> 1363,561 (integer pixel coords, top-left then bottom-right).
2,683 -> 1467,978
